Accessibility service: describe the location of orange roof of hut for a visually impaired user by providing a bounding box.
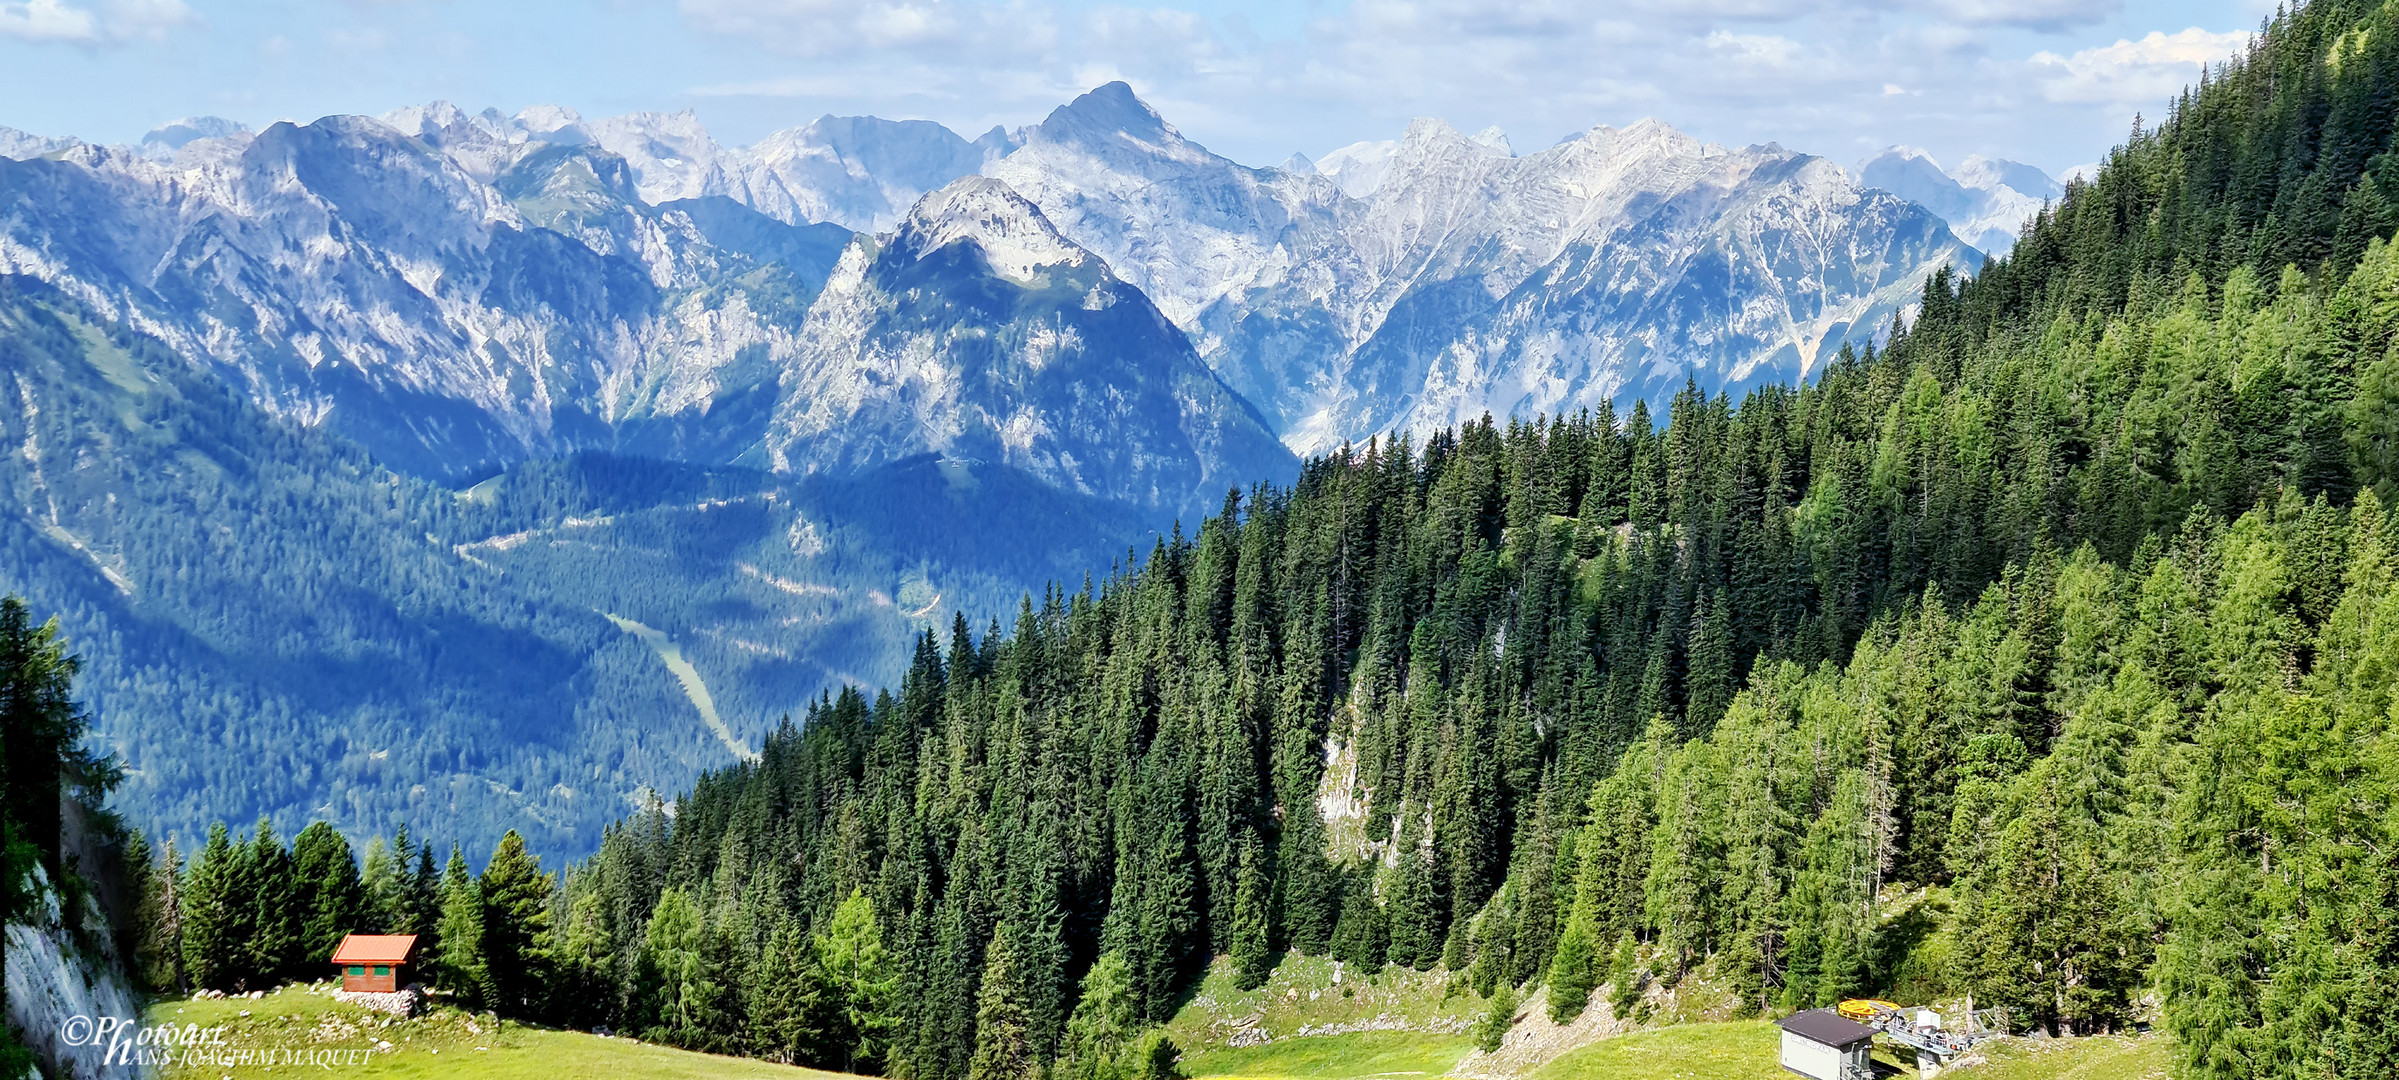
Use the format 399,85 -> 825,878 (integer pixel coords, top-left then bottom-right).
332,934 -> 418,994
330,934 -> 418,965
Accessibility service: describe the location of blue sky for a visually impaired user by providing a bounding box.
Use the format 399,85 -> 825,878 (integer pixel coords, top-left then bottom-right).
2,0 -> 2275,176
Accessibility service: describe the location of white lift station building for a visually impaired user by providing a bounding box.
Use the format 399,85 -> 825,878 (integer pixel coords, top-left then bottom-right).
1776,1008 -> 1879,1080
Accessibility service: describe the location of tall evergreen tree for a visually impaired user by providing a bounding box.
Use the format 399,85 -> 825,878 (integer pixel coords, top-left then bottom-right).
179,823 -> 237,991
291,821 -> 365,966
968,926 -> 1035,1080
434,844 -> 490,1008
478,830 -> 553,1017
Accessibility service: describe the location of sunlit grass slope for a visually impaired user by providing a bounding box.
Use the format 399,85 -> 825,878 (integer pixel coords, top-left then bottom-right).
143,983 -> 846,1080
1178,1011 -> 2170,1080
1181,1030 -> 1476,1079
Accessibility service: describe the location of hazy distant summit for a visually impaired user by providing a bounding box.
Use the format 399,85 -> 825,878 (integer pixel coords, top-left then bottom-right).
1856,146 -> 2062,254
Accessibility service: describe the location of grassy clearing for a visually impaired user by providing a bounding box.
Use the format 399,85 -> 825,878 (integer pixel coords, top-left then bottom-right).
144,983 -> 840,1080
1521,1019 -> 2171,1080
1165,954 -> 1484,1052
1181,1030 -> 1476,1079
1967,1033 -> 2170,1080
1526,1021 -> 1785,1080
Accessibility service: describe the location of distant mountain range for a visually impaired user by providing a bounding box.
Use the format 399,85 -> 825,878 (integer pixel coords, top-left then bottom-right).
3,86 -> 1993,465
1854,146 -> 2064,254
0,85 -> 2009,853
991,90 -> 1971,452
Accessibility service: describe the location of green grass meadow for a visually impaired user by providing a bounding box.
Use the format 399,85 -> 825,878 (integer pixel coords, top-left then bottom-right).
143,984 -> 839,1080
1180,1030 -> 1476,1079
138,980 -> 2168,1080
1178,1017 -> 2171,1080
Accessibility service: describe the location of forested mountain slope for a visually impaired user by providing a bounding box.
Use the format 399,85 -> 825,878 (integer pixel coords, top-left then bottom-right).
263,2 -> 2397,1078
0,274 -> 1162,854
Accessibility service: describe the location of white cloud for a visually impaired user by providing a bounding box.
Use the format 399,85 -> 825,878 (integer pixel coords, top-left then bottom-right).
1937,0 -> 2118,31
677,0 -> 1053,58
2031,28 -> 2252,107
1704,29 -> 1808,69
0,0 -> 189,44
0,0 -> 98,41
668,0 -> 2261,178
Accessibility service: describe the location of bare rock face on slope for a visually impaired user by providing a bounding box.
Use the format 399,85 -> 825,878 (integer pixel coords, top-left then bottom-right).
768,176 -> 1294,514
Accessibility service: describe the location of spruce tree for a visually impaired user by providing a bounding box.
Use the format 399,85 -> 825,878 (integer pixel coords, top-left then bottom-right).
1476,982 -> 1517,1054
1329,882 -> 1388,972
291,821 -> 364,967
1543,912 -> 1596,1023
1057,951 -> 1139,1080
749,918 -> 819,1064
1385,830 -> 1440,971
434,844 -> 490,1008
968,926 -> 1035,1080
0,597 -> 113,888
553,888 -> 618,1030
1606,932 -> 1642,1019
478,829 -> 553,1017
233,817 -> 297,987
1229,840 -> 1277,990
179,823 -> 237,991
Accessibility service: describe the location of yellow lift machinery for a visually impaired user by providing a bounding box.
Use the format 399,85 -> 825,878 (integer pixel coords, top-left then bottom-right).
1832,998 -> 1999,1077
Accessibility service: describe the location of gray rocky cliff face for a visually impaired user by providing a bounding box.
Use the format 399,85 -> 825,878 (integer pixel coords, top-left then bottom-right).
768,176 -> 1293,514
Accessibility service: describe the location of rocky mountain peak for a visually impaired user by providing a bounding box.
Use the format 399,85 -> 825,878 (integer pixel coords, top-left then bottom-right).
1023,81 -> 1208,169
894,176 -> 1088,281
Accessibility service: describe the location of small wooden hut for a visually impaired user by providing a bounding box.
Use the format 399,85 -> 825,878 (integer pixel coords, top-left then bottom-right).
330,934 -> 417,993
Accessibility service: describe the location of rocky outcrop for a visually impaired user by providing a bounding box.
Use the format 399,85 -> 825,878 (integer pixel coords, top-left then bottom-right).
4,866 -> 141,1080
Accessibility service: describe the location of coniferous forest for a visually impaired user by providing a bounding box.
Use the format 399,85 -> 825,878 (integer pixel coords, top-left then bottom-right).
32,2 -> 2399,1080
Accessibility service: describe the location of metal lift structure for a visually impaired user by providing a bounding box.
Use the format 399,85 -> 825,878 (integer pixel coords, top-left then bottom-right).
1834,999 -> 2001,1077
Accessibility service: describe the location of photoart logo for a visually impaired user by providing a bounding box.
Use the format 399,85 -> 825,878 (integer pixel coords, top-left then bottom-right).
55,1015 -> 379,1070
